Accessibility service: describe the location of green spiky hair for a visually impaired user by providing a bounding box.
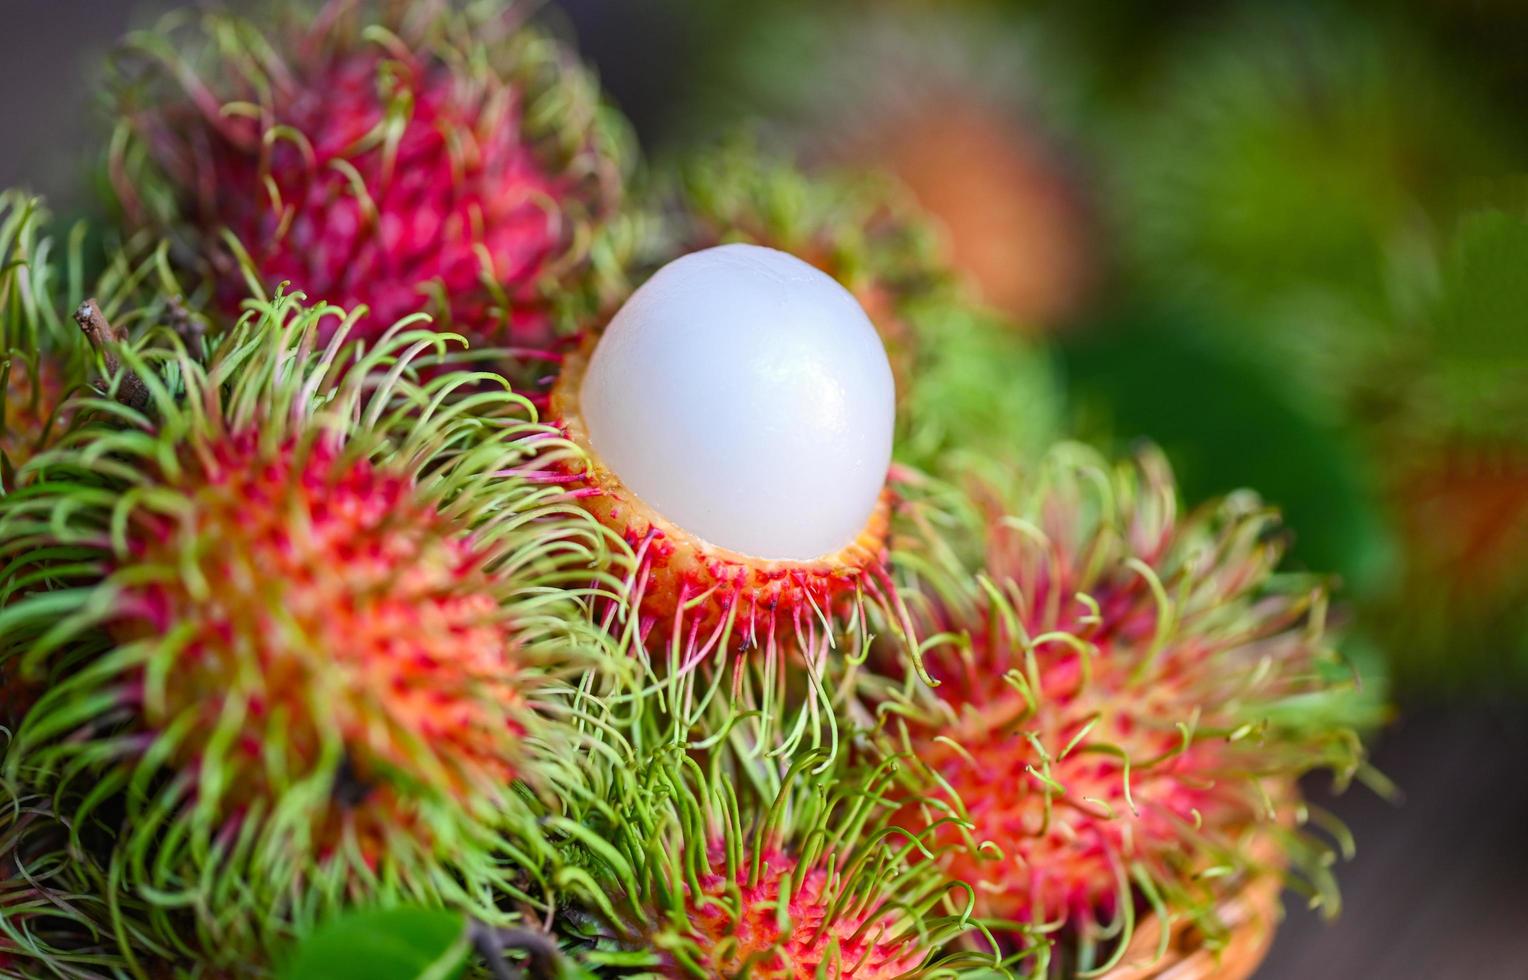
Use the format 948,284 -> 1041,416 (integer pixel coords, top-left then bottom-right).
553,722 -> 999,979
1354,207 -> 1528,688
0,779 -> 159,978
0,289 -> 633,967
0,191 -> 169,495
106,0 -> 641,374
666,0 -> 1098,330
868,444 -> 1380,974
1115,4 -> 1511,377
659,139 -> 1062,477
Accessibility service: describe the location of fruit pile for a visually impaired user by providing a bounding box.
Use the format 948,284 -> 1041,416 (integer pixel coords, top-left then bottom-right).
0,2 -> 1375,977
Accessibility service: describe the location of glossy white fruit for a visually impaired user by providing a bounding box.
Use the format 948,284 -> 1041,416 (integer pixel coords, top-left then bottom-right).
580,243 -> 895,561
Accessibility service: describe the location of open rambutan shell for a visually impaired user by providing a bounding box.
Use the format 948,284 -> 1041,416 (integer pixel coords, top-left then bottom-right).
552,337 -> 893,661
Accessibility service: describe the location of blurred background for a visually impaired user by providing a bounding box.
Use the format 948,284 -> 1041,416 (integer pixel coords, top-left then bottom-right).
3,0 -> 1526,975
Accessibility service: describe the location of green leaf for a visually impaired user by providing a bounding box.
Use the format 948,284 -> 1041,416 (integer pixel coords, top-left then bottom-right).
279,907 -> 471,980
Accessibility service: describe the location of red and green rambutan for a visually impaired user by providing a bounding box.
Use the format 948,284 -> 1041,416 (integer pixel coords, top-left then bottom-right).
107,0 -> 639,384
1,192 -> 124,491
559,737 -> 994,979
667,0 -> 1099,332
1,190 -> 179,726
0,783 -> 162,979
871,445 -> 1376,974
0,288 -> 632,966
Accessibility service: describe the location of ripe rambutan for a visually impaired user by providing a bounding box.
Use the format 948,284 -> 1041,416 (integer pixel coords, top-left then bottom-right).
1,192 -> 80,492
562,743 -> 988,978
1117,5 -> 1507,352
0,786 -> 154,978
0,289 -> 630,962
108,0 -> 636,381
665,139 -> 950,399
1,190 -> 177,494
664,142 -> 1063,478
873,445 -> 1373,972
670,2 -> 1097,331
551,243 -> 904,731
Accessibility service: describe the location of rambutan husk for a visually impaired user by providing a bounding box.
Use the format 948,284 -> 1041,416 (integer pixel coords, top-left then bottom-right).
107,0 -> 641,385
866,444 -> 1376,975
1105,856 -> 1281,980
0,289 -> 635,965
550,336 -> 908,760
667,2 -> 1098,333
1103,791 -> 1293,980
557,725 -> 992,979
0,784 -> 171,977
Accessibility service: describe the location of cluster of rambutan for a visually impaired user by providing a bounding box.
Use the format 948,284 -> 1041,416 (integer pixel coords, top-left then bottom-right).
0,1 -> 1377,977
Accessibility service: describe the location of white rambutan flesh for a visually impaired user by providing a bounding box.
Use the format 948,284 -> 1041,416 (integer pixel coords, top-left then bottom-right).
579,243 -> 895,561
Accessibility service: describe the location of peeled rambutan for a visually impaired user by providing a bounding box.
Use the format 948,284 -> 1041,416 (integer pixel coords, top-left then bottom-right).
0,289 -> 630,962
564,743 -> 984,979
108,0 -> 635,379
666,139 -> 950,400
874,445 -> 1373,971
663,142 -> 1064,483
551,243 -> 904,724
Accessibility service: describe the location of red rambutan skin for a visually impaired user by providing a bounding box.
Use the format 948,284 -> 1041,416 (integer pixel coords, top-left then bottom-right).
129,43 -> 588,352
669,843 -> 925,979
1,356 -> 69,471
895,476 -> 1312,930
549,341 -> 894,660
114,431 -> 524,857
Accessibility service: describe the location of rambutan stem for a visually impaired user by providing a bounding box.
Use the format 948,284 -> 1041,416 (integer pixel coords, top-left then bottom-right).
74,299 -> 150,410
470,921 -> 561,980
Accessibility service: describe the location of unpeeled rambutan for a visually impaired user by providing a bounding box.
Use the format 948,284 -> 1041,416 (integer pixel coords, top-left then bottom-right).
1,192 -> 82,491
0,785 -> 157,978
108,0 -> 636,380
873,445 -> 1373,973
0,289 -> 630,963
670,2 -> 1098,331
562,742 -> 988,979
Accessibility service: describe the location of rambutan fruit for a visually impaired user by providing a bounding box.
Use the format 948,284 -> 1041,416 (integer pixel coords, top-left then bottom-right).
561,742 -> 989,978
1,194 -> 187,743
668,1 -> 1098,333
663,142 -> 1063,477
551,243 -> 903,719
1,192 -> 87,491
664,139 -> 950,401
107,0 -> 636,383
0,785 -> 155,978
0,289 -> 631,963
1116,5 -> 1509,360
872,445 -> 1375,973
1352,209 -> 1528,689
